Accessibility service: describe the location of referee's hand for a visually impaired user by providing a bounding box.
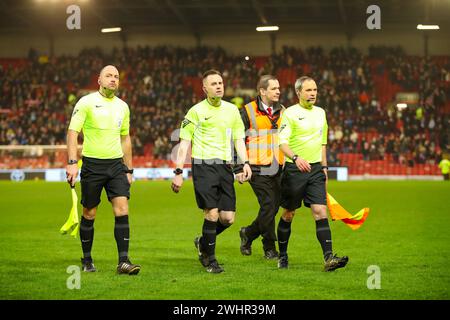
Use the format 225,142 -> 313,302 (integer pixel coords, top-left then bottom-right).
243,163 -> 252,182
294,157 -> 311,172
66,164 -> 78,187
171,175 -> 183,193
126,173 -> 133,185
235,173 -> 246,184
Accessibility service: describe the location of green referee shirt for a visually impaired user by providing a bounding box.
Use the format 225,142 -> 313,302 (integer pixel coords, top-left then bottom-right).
439,159 -> 450,174
179,99 -> 245,161
278,103 -> 328,163
68,91 -> 130,159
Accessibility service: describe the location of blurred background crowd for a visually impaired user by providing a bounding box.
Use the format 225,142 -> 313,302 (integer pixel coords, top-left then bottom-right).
0,45 -> 448,172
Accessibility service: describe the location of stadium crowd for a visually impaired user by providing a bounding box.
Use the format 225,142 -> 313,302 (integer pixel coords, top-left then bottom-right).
0,45 -> 448,169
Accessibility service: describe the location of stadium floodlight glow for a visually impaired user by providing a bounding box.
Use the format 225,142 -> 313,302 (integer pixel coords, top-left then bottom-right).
417,24 -> 440,30
101,27 -> 122,33
256,26 -> 279,32
396,103 -> 408,110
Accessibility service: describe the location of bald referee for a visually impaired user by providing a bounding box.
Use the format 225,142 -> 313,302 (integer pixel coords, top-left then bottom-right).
171,69 -> 252,273
277,76 -> 348,271
66,65 -> 140,275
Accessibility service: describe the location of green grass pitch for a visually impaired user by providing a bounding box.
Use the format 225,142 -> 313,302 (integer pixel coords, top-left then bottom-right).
0,180 -> 449,300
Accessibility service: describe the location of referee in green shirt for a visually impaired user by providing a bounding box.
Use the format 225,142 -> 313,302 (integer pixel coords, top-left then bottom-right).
277,76 -> 348,271
171,69 -> 252,273
66,65 -> 140,275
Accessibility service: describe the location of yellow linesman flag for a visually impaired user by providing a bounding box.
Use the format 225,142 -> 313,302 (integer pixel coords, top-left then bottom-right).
60,186 -> 79,238
327,193 -> 369,230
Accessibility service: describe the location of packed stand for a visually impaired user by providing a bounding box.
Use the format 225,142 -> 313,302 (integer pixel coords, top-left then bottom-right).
0,45 -> 448,173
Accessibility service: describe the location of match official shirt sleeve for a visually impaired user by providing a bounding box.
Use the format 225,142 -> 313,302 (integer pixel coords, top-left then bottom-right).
68,98 -> 88,132
232,108 -> 245,140
278,112 -> 292,145
179,108 -> 198,141
120,104 -> 130,136
322,113 -> 328,145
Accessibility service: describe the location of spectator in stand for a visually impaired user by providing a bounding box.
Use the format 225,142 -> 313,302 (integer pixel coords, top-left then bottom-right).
0,45 -> 448,172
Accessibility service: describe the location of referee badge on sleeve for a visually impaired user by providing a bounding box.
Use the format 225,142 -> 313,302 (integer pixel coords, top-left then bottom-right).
182,118 -> 191,128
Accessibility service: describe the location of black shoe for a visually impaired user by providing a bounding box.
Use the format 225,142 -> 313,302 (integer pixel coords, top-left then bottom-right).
117,259 -> 141,275
278,254 -> 288,269
81,258 -> 97,272
264,249 -> 279,260
324,254 -> 349,272
206,260 -> 224,273
194,236 -> 209,267
239,227 -> 252,256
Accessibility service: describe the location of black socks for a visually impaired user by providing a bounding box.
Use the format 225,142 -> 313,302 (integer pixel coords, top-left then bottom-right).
277,218 -> 292,256
216,220 -> 230,236
316,218 -> 333,260
80,216 -> 94,262
201,219 -> 217,263
114,215 -> 130,263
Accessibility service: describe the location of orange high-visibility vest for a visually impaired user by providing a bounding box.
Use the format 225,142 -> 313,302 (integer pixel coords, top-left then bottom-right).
244,100 -> 285,166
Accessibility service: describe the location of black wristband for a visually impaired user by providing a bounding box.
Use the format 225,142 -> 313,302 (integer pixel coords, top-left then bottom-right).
173,168 -> 183,175
125,168 -> 134,174
67,159 -> 77,165
322,166 -> 329,170
244,161 -> 250,165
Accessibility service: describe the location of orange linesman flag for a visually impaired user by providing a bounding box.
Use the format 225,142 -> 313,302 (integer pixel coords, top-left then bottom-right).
327,193 -> 369,230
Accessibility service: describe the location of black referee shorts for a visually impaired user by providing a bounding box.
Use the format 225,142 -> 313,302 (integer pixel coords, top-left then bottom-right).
80,156 -> 130,209
192,159 -> 236,211
280,162 -> 327,211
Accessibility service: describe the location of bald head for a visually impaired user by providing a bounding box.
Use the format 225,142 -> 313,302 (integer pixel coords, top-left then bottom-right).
100,65 -> 119,77
98,65 -> 119,96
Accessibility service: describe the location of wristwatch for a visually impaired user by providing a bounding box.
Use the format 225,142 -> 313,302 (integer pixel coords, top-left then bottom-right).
67,159 -> 78,165
173,168 -> 183,175
322,166 -> 329,170
125,168 -> 134,174
292,155 -> 298,162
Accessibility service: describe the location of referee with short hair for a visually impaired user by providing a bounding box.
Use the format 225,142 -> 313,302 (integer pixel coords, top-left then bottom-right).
66,65 -> 140,275
171,69 -> 252,273
277,76 -> 348,271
